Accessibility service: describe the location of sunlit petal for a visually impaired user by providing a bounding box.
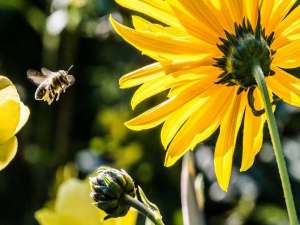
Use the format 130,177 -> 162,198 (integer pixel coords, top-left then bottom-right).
0,99 -> 20,143
267,68 -> 300,107
273,40 -> 300,68
214,90 -> 246,191
116,0 -> 180,27
126,76 -> 218,131
165,86 -> 234,167
0,137 -> 17,170
241,88 -> 265,172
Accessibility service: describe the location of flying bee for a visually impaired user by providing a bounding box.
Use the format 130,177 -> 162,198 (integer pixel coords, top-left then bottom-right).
27,66 -> 75,105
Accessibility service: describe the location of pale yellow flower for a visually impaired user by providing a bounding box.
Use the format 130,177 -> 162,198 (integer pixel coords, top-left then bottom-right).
0,76 -> 29,170
35,178 -> 137,225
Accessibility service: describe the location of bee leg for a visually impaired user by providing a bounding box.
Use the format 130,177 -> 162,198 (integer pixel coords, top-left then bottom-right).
56,92 -> 61,101
50,95 -> 56,104
47,98 -> 52,105
62,85 -> 67,93
48,94 -> 54,105
57,80 -> 64,91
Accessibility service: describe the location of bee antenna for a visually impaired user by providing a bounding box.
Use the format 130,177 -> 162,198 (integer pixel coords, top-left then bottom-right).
67,65 -> 74,73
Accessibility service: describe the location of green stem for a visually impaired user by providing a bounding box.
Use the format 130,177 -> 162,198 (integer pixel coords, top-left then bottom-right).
123,194 -> 165,225
253,64 -> 299,225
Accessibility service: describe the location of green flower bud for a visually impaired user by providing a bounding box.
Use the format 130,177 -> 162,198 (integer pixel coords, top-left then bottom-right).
89,167 -> 136,219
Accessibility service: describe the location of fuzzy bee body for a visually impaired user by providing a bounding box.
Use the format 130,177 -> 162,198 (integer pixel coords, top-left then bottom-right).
27,67 -> 75,105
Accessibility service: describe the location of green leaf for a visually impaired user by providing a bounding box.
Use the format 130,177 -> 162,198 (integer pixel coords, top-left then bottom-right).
145,217 -> 155,225
137,186 -> 160,212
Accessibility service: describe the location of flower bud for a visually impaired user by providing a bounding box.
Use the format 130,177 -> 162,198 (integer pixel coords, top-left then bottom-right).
89,167 -> 136,219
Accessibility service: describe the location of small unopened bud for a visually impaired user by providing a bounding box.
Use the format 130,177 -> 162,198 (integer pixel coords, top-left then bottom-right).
89,167 -> 136,219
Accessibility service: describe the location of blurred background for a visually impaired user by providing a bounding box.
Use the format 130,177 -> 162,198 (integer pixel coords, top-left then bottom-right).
0,0 -> 300,225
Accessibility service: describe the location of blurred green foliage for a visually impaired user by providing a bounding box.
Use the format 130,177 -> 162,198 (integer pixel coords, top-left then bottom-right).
0,0 -> 300,225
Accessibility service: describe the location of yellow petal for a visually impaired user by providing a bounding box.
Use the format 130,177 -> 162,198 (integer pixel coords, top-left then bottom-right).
0,75 -> 20,103
244,0 -> 260,28
36,209 -> 94,225
119,63 -> 165,89
241,88 -> 265,172
162,55 -> 216,74
267,0 -> 297,35
165,66 -> 221,97
120,57 -> 215,90
0,75 -> 29,139
103,209 -> 137,225
0,75 -> 12,89
14,103 -> 30,135
110,16 -> 215,59
267,68 -> 300,107
260,0 -> 275,34
205,0 -> 233,33
273,5 -> 300,49
214,91 -> 246,191
132,15 -> 189,38
35,178 -> 137,225
131,73 -> 206,109
164,86 -> 235,167
272,40 -> 300,68
131,75 -> 173,109
167,81 -> 199,98
175,0 -> 224,36
35,209 -> 62,225
115,0 -> 180,27
55,179 -> 103,225
161,88 -> 213,150
0,99 -> 20,143
166,0 -> 219,45
223,0 -> 244,25
125,73 -> 218,131
0,136 -> 18,170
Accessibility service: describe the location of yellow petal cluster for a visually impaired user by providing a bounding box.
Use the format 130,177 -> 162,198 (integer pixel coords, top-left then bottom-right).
0,76 -> 29,170
111,0 -> 300,191
35,178 -> 137,225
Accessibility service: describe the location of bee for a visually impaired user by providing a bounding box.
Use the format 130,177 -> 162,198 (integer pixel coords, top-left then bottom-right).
27,66 -> 75,105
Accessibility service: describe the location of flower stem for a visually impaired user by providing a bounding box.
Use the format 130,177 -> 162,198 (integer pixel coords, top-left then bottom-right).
123,194 -> 165,225
253,64 -> 299,225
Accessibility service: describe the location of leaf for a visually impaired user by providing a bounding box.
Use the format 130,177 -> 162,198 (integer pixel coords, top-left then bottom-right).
137,186 -> 164,223
145,217 -> 155,225
137,186 -> 160,213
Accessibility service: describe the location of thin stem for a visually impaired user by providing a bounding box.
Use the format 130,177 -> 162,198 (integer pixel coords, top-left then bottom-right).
253,64 -> 299,225
123,194 -> 165,225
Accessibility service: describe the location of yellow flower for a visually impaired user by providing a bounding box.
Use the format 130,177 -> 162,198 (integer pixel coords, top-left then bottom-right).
35,178 -> 137,225
0,76 -> 29,170
110,0 -> 300,191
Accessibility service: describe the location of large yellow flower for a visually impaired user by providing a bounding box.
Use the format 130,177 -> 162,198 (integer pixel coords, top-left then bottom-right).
35,178 -> 137,225
110,0 -> 300,191
0,76 -> 29,170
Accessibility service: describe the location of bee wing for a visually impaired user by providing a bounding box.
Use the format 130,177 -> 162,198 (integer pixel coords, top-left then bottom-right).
67,75 -> 75,86
41,67 -> 56,77
27,69 -> 47,85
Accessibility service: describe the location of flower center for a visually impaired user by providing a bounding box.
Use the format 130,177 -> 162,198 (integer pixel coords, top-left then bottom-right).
214,19 -> 276,93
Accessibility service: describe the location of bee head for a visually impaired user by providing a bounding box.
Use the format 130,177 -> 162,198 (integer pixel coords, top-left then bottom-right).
58,70 -> 68,76
58,65 -> 73,76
